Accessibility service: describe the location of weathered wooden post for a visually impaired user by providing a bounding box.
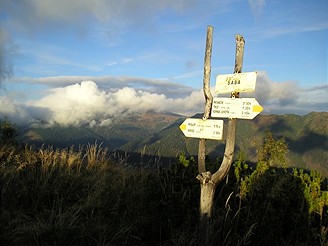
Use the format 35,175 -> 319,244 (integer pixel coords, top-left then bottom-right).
196,30 -> 245,245
198,25 -> 213,175
179,26 -> 262,245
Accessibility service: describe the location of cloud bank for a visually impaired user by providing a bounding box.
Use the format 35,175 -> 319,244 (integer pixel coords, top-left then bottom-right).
246,72 -> 328,114
1,72 -> 326,127
0,80 -> 204,126
9,75 -> 195,99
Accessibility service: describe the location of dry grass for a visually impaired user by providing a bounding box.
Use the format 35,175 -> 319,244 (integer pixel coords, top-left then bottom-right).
1,142 -> 327,245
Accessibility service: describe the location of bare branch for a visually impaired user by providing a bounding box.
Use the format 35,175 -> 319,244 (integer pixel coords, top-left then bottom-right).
198,25 -> 214,174
202,25 -> 214,120
212,34 -> 245,185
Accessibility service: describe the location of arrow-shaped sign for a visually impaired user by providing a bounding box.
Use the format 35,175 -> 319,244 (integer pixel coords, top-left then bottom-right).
179,118 -> 224,140
215,72 -> 257,94
211,97 -> 263,119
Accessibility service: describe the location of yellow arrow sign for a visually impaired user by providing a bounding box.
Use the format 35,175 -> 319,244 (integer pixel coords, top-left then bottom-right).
211,97 -> 263,119
179,118 -> 224,140
252,104 -> 263,113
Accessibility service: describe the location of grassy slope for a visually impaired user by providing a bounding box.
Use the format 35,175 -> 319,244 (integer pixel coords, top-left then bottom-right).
1,143 -> 327,245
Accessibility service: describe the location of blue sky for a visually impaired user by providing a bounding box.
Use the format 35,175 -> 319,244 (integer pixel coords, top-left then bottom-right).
0,0 -> 327,126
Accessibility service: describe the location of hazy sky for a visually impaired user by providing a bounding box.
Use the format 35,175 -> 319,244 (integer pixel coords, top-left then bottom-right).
0,0 -> 327,126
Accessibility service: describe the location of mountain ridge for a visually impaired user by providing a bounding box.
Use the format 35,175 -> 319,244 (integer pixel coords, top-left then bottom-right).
17,111 -> 328,174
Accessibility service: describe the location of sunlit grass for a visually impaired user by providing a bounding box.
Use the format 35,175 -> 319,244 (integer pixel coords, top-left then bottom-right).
0,142 -> 327,245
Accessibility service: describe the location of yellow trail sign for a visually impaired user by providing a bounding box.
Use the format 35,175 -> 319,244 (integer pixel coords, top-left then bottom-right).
179,118 -> 224,140
211,97 -> 263,119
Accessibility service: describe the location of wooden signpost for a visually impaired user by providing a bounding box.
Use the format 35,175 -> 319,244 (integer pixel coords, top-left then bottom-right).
178,26 -> 264,246
179,118 -> 224,140
211,97 -> 263,119
215,71 -> 257,93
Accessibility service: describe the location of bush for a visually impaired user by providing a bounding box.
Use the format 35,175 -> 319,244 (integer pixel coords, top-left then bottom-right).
0,120 -> 18,145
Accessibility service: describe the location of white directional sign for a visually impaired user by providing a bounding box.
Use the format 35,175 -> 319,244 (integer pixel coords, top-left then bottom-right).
211,97 -> 263,119
179,118 -> 224,140
215,72 -> 257,94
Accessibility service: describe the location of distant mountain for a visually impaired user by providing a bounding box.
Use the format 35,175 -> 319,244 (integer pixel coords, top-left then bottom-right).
20,111 -> 183,150
19,112 -> 328,175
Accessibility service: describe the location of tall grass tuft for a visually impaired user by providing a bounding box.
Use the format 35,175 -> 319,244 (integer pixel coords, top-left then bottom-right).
85,142 -> 108,169
1,139 -> 327,245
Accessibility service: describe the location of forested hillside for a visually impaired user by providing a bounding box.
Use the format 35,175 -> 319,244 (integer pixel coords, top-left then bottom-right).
1,114 -> 328,244
20,111 -> 328,175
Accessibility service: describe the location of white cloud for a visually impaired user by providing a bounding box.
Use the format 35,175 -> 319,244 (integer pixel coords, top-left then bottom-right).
8,75 -> 196,99
1,74 -> 327,127
0,97 -> 31,124
22,80 -> 203,126
253,71 -> 299,105
243,71 -> 328,114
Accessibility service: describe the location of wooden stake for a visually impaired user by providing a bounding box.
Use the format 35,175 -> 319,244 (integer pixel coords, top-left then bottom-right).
198,25 -> 213,174
212,34 -> 245,184
197,32 -> 245,246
